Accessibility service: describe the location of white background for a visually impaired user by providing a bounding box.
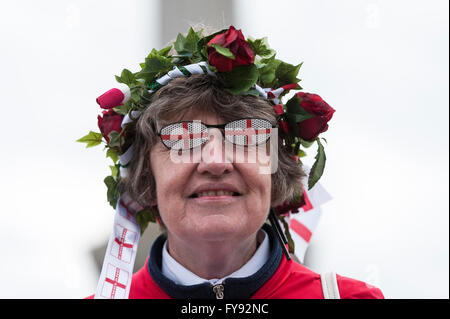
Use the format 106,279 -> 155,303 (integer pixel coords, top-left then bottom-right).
0,0 -> 448,298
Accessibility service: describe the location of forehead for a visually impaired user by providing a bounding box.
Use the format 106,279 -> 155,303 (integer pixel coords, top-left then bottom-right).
158,106 -> 227,128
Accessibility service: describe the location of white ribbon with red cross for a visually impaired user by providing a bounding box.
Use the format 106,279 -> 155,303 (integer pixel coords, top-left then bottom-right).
254,83 -> 300,105
94,194 -> 142,299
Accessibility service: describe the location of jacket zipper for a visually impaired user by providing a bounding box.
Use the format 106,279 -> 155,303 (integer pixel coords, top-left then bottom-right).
212,283 -> 224,299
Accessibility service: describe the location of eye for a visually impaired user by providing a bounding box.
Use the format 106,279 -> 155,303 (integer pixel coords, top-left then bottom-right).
159,121 -> 209,150
224,119 -> 273,146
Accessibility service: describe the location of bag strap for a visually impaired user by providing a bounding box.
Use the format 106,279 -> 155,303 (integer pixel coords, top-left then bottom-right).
320,272 -> 341,299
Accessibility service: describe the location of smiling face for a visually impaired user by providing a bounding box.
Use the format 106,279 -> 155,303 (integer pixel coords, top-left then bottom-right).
150,110 -> 272,245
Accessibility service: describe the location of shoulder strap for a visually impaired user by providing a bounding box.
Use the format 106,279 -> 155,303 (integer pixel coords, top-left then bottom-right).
320,272 -> 341,299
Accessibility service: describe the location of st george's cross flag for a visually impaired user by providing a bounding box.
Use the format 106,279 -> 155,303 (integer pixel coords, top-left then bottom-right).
288,167 -> 333,263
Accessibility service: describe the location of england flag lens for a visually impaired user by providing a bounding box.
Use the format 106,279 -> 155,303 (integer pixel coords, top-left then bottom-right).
224,119 -> 272,146
159,121 -> 208,150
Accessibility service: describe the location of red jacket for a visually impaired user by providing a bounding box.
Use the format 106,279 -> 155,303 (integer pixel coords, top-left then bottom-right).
121,255 -> 383,299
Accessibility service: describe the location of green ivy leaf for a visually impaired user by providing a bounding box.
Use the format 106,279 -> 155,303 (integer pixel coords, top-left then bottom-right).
135,209 -> 157,235
158,45 -> 172,57
174,27 -> 202,58
248,36 -> 276,59
308,138 -> 326,190
276,61 -> 302,86
109,165 -> 119,180
106,148 -> 119,164
115,69 -> 137,86
298,149 -> 307,158
76,131 -> 103,148
258,56 -> 281,87
210,43 -> 235,59
222,64 -> 258,95
104,175 -> 120,209
113,104 -> 129,115
174,33 -> 192,57
108,131 -> 123,149
136,52 -> 173,83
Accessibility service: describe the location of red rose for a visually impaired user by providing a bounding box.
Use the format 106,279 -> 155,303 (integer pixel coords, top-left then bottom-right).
296,92 -> 335,141
97,109 -> 123,143
207,26 -> 255,72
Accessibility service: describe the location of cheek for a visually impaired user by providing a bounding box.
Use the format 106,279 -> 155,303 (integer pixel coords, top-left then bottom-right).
238,163 -> 272,205
150,150 -> 195,208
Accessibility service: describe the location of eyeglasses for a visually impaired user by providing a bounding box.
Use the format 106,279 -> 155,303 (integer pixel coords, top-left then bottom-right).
157,118 -> 275,150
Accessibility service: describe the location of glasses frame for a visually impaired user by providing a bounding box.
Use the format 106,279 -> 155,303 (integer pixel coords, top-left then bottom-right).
157,117 -> 277,150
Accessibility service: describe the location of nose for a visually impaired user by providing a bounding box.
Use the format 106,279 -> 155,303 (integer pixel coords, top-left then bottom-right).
196,128 -> 234,176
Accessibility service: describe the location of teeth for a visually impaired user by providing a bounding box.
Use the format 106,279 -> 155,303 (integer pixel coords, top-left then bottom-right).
196,190 -> 234,197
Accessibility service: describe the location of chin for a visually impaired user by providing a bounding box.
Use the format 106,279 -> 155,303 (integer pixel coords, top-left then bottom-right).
189,215 -> 247,241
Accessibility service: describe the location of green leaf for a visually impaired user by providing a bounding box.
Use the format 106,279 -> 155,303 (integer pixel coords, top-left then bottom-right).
135,209 -> 157,235
115,69 -> 136,86
222,64 -> 258,95
285,112 -> 313,123
136,52 -> 173,83
298,149 -> 307,158
248,36 -> 276,59
285,96 -> 313,118
210,43 -> 235,59
108,131 -> 123,149
76,131 -> 103,148
106,148 -> 119,164
109,165 -> 119,180
113,104 -> 129,115
308,138 -> 326,190
158,45 -> 172,57
275,61 -> 302,86
174,27 -> 202,58
174,33 -> 191,57
240,88 -> 260,97
285,95 -> 314,137
300,139 -> 315,148
104,175 -> 120,209
258,56 -> 281,87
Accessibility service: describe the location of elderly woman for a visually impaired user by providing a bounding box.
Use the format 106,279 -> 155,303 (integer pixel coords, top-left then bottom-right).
82,26 -> 384,299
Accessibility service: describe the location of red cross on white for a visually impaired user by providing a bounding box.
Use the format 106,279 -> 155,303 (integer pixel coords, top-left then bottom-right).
101,264 -> 129,299
110,224 -> 137,263
225,119 -> 271,145
287,182 -> 331,263
160,122 -> 208,149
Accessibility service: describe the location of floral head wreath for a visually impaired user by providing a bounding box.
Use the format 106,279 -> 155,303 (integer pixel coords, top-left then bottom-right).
79,26 -> 334,261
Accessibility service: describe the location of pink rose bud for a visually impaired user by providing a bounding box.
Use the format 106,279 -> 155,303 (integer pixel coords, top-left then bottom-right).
96,83 -> 131,109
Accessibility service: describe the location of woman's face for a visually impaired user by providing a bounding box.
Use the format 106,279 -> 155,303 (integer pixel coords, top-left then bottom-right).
150,110 -> 272,245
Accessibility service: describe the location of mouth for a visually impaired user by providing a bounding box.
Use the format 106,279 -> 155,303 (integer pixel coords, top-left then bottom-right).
188,190 -> 241,198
